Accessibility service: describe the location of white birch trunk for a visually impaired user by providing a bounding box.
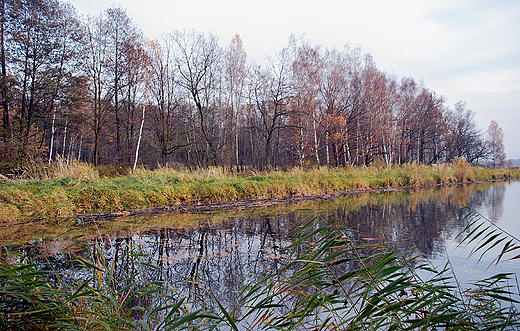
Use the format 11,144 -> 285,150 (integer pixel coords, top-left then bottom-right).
78,135 -> 82,161
48,108 -> 56,165
61,117 -> 68,161
383,135 -> 389,166
344,125 -> 350,166
325,130 -> 330,166
133,104 -> 146,171
355,118 -> 360,165
299,118 -> 304,168
235,114 -> 239,168
313,117 -> 320,166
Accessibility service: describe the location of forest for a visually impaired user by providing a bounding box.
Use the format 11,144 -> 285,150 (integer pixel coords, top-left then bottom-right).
0,0 -> 508,173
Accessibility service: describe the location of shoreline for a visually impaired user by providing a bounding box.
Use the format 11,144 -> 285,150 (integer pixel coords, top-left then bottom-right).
2,162 -> 519,229
1,176 -> 517,245
73,177 -> 519,223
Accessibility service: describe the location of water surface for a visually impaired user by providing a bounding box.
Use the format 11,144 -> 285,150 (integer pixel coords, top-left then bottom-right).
23,180 -> 520,306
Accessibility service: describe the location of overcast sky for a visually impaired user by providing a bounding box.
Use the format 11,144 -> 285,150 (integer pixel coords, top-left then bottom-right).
68,0 -> 520,158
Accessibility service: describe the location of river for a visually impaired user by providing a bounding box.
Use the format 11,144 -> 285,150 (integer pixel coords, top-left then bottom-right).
18,180 -> 520,311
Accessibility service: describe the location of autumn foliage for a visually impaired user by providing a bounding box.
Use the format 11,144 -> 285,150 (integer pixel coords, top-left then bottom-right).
0,0 -> 506,173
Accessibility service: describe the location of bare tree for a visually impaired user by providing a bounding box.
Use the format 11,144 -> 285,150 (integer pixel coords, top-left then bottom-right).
445,101 -> 486,164
147,38 -> 191,163
249,49 -> 292,169
2,0 -> 83,162
105,6 -> 143,162
120,35 -> 148,165
487,120 -> 506,168
411,89 -> 445,164
169,30 -> 221,167
0,0 -> 9,142
82,14 -> 112,166
318,48 -> 349,166
223,34 -> 247,170
289,36 -> 322,167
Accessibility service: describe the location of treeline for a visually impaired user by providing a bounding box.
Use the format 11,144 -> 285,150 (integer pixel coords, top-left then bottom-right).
0,0 -> 507,171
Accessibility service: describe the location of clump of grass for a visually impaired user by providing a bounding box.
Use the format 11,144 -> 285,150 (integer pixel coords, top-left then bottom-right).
0,250 -> 79,330
97,163 -> 129,178
6,157 -> 99,181
453,157 -> 471,182
49,157 -> 99,181
434,162 -> 455,183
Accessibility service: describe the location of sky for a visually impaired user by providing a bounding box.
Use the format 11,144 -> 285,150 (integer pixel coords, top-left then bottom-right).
68,0 -> 520,159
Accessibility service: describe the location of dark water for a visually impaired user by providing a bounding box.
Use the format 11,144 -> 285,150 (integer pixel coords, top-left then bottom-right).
21,180 -> 520,307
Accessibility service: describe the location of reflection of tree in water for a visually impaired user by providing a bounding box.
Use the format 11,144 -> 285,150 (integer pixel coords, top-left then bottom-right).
99,215 -> 294,310
468,182 -> 506,222
23,182 -> 508,312
310,194 -> 459,260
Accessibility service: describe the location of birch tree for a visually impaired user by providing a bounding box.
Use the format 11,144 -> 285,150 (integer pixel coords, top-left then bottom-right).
223,34 -> 247,169
290,37 -> 322,167
487,120 -> 506,168
83,14 -> 112,166
250,49 -> 292,169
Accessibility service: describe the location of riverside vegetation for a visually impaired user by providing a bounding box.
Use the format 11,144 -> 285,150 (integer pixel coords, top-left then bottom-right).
0,210 -> 519,330
1,158 -> 519,228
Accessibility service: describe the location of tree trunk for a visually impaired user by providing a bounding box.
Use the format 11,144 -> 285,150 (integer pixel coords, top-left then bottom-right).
313,117 -> 320,166
192,91 -> 219,167
0,1 -> 8,141
48,107 -> 56,164
78,134 -> 82,161
325,130 -> 330,166
133,104 -> 145,171
61,117 -> 68,159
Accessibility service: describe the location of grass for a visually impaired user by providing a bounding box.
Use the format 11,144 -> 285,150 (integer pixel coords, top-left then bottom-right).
0,179 -> 497,247
1,159 -> 519,226
0,210 -> 519,330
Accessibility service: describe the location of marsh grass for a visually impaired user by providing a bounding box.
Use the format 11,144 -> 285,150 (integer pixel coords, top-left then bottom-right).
0,241 -> 215,330
1,180 -> 496,247
1,210 -> 519,330
1,161 -> 519,226
455,207 -> 520,268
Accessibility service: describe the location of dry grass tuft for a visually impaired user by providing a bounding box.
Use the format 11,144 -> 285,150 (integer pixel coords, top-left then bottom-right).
50,157 -> 99,181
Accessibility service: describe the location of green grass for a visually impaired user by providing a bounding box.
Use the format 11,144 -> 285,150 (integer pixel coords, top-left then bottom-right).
1,160 -> 519,226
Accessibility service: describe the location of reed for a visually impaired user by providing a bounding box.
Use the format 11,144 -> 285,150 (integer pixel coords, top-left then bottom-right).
233,214 -> 520,329
0,252 -> 72,330
1,210 -> 518,330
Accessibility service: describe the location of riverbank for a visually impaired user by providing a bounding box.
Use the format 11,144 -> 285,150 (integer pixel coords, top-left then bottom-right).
73,177 -> 518,223
1,160 -> 519,226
